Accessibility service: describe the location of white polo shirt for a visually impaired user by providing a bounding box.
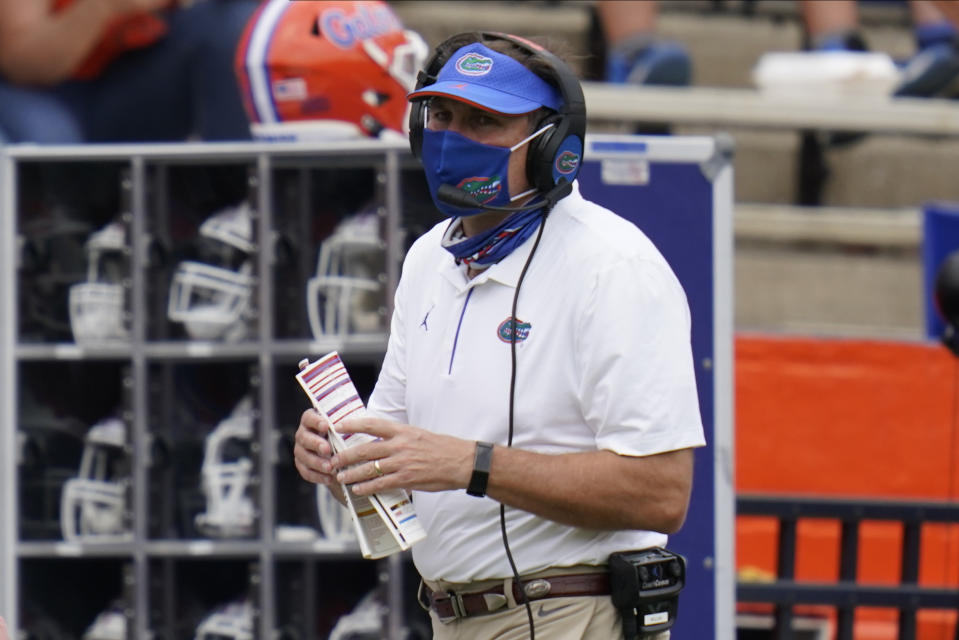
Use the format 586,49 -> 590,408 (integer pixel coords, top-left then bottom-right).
367,181 -> 706,583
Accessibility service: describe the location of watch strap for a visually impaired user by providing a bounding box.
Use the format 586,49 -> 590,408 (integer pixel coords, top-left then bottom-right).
466,441 -> 494,497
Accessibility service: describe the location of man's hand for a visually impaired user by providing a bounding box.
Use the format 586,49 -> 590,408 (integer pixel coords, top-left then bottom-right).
331,416 -> 474,496
293,408 -> 338,487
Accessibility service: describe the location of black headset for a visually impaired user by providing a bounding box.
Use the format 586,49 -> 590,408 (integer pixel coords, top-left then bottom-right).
408,31 -> 586,195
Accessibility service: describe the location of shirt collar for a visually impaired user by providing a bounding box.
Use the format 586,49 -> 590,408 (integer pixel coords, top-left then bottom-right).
437,181 -> 582,292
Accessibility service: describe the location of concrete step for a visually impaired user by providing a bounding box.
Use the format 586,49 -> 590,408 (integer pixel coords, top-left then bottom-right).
671,125 -> 959,208
392,1 -> 592,68
733,203 -> 923,338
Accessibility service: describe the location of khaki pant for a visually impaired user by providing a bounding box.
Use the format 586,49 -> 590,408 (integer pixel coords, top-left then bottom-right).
424,566 -> 671,640
429,594 -> 671,639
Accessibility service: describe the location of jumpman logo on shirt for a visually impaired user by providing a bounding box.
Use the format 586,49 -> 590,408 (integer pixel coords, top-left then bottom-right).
420,304 -> 434,331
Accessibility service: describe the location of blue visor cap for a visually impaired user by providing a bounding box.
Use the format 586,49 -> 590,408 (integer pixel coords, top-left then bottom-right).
408,43 -> 562,114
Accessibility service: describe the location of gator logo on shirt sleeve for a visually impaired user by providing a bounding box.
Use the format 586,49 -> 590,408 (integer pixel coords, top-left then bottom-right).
456,175 -> 502,204
497,317 -> 532,343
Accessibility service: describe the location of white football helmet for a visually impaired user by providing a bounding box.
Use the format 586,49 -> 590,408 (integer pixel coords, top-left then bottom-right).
194,599 -> 254,640
329,590 -> 387,640
195,396 -> 256,538
168,202 -> 256,342
82,604 -> 126,640
307,212 -> 386,339
18,211 -> 93,341
60,417 -> 131,543
68,220 -> 129,345
316,485 -> 357,544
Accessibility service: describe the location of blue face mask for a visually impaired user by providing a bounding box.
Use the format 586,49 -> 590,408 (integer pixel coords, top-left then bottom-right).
421,126 -> 548,218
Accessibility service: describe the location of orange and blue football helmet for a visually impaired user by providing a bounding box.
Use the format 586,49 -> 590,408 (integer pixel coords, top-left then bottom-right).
235,0 -> 427,142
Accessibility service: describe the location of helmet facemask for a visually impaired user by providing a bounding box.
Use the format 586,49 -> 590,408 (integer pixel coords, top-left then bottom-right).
307,211 -> 386,339
69,221 -> 130,345
60,417 -> 131,543
168,203 -> 256,342
194,397 -> 256,539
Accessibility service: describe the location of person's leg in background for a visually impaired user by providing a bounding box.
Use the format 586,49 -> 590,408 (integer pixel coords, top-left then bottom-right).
800,0 -> 959,97
929,0 -> 959,25
0,82 -> 85,143
82,0 -> 260,143
799,0 -> 867,50
178,0 -> 262,140
595,0 -> 692,86
896,0 -> 959,97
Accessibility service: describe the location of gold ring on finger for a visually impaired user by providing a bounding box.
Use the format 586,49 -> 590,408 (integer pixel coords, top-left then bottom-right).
373,459 -> 384,477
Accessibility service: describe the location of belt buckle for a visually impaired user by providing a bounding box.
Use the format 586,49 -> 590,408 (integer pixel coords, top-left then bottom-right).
448,590 -> 468,619
430,589 -> 467,622
523,578 -> 552,599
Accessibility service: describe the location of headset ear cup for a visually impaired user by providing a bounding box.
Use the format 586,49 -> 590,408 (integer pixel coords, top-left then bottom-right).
527,114 -> 569,191
409,43 -> 449,160
408,100 -> 427,159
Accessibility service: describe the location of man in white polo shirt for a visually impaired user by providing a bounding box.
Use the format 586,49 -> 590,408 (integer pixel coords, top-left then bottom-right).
294,31 -> 705,639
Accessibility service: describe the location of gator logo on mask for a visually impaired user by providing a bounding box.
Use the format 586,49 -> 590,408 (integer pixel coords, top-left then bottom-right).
455,52 -> 493,76
497,317 -> 532,343
456,175 -> 502,204
555,150 -> 580,175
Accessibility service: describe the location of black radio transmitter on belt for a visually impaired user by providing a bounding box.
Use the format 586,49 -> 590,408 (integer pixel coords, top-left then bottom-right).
609,547 -> 686,639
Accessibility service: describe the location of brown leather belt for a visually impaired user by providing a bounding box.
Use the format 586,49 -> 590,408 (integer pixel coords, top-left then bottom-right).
422,572 -> 611,620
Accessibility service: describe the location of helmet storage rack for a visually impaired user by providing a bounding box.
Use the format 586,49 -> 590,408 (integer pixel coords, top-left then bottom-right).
0,140 -> 430,640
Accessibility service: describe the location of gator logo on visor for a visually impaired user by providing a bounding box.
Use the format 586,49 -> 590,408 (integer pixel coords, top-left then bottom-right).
555,150 -> 580,175
497,317 -> 532,343
456,175 -> 502,204
456,52 -> 493,76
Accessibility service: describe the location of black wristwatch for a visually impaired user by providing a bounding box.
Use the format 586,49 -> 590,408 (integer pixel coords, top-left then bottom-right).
466,441 -> 494,497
